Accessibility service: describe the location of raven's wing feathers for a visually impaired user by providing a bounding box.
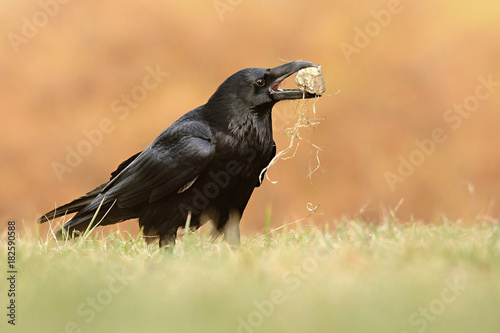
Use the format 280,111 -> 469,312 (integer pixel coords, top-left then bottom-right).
38,119 -> 214,228
103,120 -> 214,208
110,151 -> 142,179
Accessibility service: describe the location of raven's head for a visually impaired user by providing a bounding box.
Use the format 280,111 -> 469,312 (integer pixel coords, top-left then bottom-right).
208,61 -> 322,109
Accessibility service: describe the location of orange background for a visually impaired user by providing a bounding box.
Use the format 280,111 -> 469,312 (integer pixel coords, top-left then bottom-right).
1,0 -> 499,235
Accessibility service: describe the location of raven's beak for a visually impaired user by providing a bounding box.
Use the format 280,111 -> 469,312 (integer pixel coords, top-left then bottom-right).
268,61 -> 320,101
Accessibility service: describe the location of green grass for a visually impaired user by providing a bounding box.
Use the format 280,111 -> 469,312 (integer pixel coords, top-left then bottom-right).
2,219 -> 500,333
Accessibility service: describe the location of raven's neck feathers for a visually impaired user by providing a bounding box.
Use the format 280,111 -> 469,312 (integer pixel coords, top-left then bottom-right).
202,95 -> 274,147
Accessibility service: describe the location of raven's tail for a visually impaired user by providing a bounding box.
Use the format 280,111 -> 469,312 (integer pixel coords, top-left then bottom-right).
37,183 -> 107,224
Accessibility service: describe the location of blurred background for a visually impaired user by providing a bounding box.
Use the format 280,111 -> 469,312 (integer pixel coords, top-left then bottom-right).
1,0 -> 499,235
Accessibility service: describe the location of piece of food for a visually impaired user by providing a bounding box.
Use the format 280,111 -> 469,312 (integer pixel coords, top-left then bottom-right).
295,66 -> 326,95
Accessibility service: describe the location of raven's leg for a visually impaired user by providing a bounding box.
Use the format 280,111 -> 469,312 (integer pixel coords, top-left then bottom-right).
159,229 -> 177,248
223,209 -> 241,247
143,234 -> 158,245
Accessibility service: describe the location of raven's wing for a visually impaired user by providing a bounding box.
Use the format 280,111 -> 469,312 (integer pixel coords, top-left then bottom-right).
102,120 -> 214,208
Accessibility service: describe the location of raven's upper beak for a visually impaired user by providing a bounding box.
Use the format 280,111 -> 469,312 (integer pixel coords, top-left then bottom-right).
268,61 -> 320,101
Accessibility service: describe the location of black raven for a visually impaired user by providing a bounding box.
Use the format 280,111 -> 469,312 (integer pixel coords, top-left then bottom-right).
38,61 -> 322,246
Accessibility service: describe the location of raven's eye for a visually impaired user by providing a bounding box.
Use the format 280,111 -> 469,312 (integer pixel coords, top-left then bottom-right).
255,78 -> 265,87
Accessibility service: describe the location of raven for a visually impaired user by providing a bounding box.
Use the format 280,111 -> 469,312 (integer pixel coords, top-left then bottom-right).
38,61 -> 322,247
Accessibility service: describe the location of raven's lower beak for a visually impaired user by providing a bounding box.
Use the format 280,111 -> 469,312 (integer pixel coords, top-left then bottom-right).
268,61 -> 320,101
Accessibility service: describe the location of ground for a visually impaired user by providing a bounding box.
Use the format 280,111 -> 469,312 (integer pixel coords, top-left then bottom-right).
1,218 -> 499,333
